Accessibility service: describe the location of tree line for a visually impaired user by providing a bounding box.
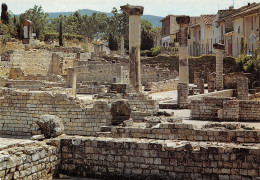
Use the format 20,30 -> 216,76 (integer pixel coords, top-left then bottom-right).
0,4 -> 155,51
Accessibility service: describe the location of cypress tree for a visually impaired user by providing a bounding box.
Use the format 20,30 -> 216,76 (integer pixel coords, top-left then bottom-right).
1,3 -> 9,24
59,20 -> 63,46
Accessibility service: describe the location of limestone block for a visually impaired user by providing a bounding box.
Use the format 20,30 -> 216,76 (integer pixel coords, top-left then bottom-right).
36,114 -> 64,138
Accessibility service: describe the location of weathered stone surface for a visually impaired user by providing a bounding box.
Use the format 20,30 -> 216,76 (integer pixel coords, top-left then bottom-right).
36,114 -> 64,138
31,134 -> 45,140
111,100 -> 131,125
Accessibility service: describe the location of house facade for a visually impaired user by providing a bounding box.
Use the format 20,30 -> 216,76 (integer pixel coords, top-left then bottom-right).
188,15 -> 215,56
158,2 -> 259,57
231,3 -> 259,57
160,15 -> 180,47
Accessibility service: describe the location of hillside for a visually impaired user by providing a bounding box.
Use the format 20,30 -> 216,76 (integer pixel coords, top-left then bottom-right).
47,8 -> 162,27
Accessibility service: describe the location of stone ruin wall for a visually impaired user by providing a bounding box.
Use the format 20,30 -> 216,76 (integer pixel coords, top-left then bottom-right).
0,49 -> 91,78
0,140 -> 59,180
60,136 -> 260,179
76,60 -> 178,86
0,88 -> 158,136
190,97 -> 260,121
99,122 -> 260,143
0,89 -> 112,136
76,61 -> 123,84
148,79 -> 179,93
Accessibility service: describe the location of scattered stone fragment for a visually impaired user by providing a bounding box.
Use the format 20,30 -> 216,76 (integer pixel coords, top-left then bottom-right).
111,100 -> 131,125
31,134 -> 45,141
36,114 -> 65,138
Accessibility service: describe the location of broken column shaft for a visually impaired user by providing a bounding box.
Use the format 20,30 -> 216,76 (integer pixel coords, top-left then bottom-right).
213,43 -> 225,91
177,16 -> 190,83
176,16 -> 190,108
121,4 -> 144,93
67,68 -> 77,97
120,35 -> 125,57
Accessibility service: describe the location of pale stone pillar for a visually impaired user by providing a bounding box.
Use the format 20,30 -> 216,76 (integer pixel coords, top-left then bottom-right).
76,52 -> 80,60
237,77 -> 248,100
51,53 -> 63,75
176,16 -> 190,108
121,4 -> 143,93
120,35 -> 125,57
208,81 -> 215,93
213,43 -> 225,91
67,68 -> 77,97
177,83 -> 189,108
197,78 -> 204,94
176,16 -> 190,83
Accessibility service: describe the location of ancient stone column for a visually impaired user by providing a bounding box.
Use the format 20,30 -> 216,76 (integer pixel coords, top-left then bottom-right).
51,53 -> 63,75
197,78 -> 204,94
121,4 -> 143,93
208,72 -> 216,93
76,52 -> 81,60
177,83 -> 189,108
117,66 -> 124,83
213,43 -> 225,91
194,72 -> 200,85
237,77 -> 249,100
176,16 -> 190,108
67,68 -> 77,97
176,16 -> 190,83
120,35 -> 125,57
208,81 -> 215,93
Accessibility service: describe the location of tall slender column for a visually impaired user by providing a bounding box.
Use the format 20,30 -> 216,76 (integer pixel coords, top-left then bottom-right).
121,4 -> 143,93
213,43 -> 225,91
177,16 -> 190,83
120,35 -> 125,57
176,16 -> 190,108
67,68 -> 77,97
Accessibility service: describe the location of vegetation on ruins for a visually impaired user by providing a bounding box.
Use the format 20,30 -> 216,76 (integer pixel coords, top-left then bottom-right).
20,5 -> 48,40
236,37 -> 260,81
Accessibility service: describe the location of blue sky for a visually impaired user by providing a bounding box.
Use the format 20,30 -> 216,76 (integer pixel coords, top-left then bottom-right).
4,0 -> 259,17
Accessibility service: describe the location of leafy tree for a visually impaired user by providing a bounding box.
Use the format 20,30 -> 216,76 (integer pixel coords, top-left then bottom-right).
141,29 -> 154,50
141,19 -> 153,32
20,5 -> 48,40
0,23 -> 11,45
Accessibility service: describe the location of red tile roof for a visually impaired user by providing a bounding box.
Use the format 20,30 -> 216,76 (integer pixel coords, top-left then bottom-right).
201,14 -> 216,25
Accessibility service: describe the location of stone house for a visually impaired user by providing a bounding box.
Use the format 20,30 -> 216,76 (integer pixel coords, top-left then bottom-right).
160,15 -> 180,47
188,15 -> 216,56
231,3 -> 259,57
212,7 -> 236,55
152,28 -> 162,47
188,16 -> 201,56
219,3 -> 260,57
20,20 -> 33,44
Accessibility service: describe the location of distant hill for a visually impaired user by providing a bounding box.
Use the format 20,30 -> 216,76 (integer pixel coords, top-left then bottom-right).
47,9 -> 162,28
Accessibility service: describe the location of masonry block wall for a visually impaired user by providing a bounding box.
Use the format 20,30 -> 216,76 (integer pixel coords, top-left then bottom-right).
60,136 -> 260,179
76,60 -> 177,85
0,49 -> 90,78
76,61 -> 122,84
99,122 -> 260,143
141,55 -> 237,83
0,141 -> 59,180
190,97 -> 260,121
0,89 -> 112,136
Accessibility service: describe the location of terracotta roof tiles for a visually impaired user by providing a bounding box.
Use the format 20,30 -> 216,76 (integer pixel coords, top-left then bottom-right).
201,14 -> 216,25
